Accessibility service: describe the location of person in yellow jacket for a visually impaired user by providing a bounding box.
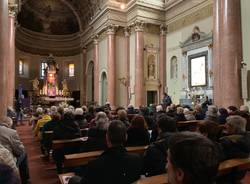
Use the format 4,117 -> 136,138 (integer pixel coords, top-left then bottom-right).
34,109 -> 51,140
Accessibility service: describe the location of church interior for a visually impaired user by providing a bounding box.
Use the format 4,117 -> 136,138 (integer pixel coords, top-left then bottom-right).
1,0 -> 250,184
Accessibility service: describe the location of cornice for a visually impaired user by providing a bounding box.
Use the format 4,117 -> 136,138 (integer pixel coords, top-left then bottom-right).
16,27 -> 81,56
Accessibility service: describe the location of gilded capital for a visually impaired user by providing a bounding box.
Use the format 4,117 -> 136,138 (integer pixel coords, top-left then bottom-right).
124,27 -> 131,37
107,24 -> 118,35
8,3 -> 18,17
134,20 -> 144,32
92,35 -> 99,45
160,24 -> 168,36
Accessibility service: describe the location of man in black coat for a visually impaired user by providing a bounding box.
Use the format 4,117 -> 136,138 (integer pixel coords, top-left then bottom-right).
143,115 -> 177,176
70,120 -> 142,184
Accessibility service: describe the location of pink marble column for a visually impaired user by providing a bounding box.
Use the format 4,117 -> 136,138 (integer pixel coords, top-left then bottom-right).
0,0 -> 8,120
107,25 -> 116,108
134,21 -> 145,107
213,0 -> 243,108
7,14 -> 16,108
81,46 -> 87,105
93,36 -> 99,105
159,25 -> 167,101
124,27 -> 130,106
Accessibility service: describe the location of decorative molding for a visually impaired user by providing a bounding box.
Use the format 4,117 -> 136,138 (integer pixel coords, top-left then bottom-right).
124,27 -> 131,37
92,35 -> 99,45
167,4 -> 213,33
160,24 -> 168,36
132,20 -> 144,32
106,24 -> 119,35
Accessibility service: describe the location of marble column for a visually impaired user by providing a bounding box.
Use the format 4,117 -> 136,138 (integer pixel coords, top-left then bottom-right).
213,0 -> 243,108
81,45 -> 87,105
107,25 -> 116,108
159,24 -> 167,101
124,27 -> 130,106
134,21 -> 145,107
0,0 -> 9,120
7,11 -> 16,108
93,36 -> 99,105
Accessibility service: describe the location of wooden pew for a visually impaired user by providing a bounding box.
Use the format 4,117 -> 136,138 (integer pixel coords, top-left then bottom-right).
133,157 -> 250,184
177,120 -> 204,131
64,146 -> 148,168
52,137 -> 88,150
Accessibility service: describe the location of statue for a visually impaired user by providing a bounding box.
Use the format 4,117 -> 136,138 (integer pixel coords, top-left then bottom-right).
148,55 -> 156,79
62,79 -> 69,96
31,78 -> 39,91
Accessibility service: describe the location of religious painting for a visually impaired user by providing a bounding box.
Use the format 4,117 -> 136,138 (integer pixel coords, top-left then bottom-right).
188,51 -> 208,87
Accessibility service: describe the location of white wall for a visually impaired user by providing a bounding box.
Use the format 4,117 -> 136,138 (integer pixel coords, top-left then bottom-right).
166,16 -> 213,104
241,0 -> 250,106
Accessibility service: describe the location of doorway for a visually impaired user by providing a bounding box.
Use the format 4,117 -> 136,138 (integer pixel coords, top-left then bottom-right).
147,91 -> 158,106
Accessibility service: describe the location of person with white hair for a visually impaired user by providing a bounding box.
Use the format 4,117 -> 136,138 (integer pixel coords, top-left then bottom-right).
205,105 -> 219,123
85,112 -> 110,151
183,108 -> 195,121
74,108 -> 87,128
240,105 -> 249,113
219,115 -> 250,159
0,117 -> 30,183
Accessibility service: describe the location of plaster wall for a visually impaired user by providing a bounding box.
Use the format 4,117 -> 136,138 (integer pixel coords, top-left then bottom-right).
241,0 -> 250,106
166,16 -> 213,104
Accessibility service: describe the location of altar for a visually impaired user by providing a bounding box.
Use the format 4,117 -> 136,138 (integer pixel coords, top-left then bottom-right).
31,54 -> 73,105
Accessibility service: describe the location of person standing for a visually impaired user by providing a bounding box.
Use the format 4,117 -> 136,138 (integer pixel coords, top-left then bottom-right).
162,92 -> 172,108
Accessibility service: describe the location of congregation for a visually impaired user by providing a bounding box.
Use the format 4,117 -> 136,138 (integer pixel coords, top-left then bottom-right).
1,100 -> 250,184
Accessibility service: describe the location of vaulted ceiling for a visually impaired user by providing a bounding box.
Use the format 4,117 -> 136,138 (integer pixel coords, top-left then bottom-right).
18,0 -> 102,35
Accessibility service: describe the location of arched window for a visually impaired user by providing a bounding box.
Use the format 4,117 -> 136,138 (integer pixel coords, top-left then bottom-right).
170,56 -> 178,79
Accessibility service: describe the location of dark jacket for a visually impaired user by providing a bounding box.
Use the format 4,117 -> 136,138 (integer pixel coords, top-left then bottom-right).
82,146 -> 142,184
219,132 -> 250,159
143,132 -> 173,176
84,127 -> 107,151
53,119 -> 81,140
175,113 -> 186,122
127,128 -> 150,146
75,115 -> 88,129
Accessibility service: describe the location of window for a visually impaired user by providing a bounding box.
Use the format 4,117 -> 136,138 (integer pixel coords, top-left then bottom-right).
19,60 -> 24,75
69,64 -> 75,77
40,61 -> 47,79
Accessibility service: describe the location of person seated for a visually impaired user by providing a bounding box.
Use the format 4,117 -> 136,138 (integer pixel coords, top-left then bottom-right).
84,112 -> 110,151
74,108 -> 88,129
69,120 -> 142,184
0,144 -> 19,174
219,115 -> 250,159
29,107 -> 43,127
0,117 -> 30,184
238,105 -> 250,131
167,132 -> 220,184
139,107 -> 156,130
53,111 -> 81,140
183,108 -> 196,121
174,107 -> 186,122
41,112 -> 61,157
34,108 -> 51,139
126,115 -> 150,146
143,115 -> 177,176
227,105 -> 238,115
52,111 -> 82,173
0,164 -> 21,184
218,108 -> 229,124
194,104 -> 205,120
117,109 -> 130,128
205,105 -> 219,123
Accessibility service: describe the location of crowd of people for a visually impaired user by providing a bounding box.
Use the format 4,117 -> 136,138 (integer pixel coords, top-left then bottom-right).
1,98 -> 250,184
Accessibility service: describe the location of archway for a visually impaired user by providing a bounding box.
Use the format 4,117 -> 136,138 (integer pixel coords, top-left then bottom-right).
101,72 -> 107,106
87,61 -> 94,104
